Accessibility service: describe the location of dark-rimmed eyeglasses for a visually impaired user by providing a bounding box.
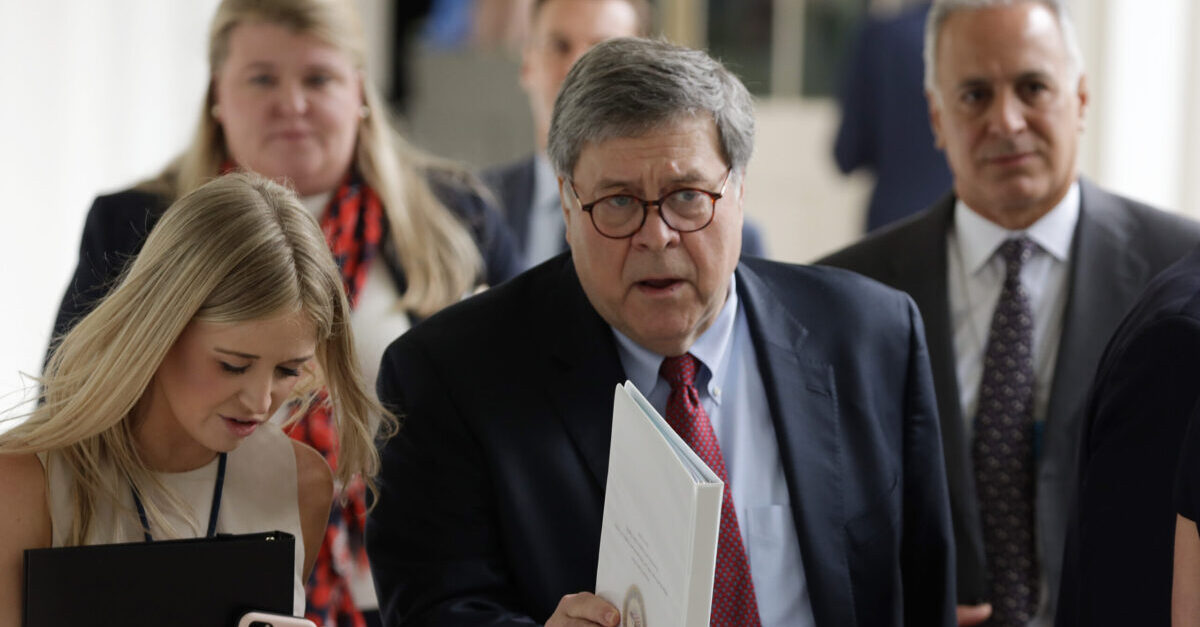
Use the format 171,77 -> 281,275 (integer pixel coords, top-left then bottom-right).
568,168 -> 733,239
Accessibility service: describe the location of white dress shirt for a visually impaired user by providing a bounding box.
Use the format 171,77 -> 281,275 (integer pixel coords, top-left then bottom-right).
947,182 -> 1080,441
613,276 -> 816,626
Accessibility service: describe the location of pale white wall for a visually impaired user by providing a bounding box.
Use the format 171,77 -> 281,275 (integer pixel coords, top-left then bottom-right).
1090,0 -> 1193,213
746,99 -> 870,264
1186,0 -> 1200,213
0,0 -> 220,418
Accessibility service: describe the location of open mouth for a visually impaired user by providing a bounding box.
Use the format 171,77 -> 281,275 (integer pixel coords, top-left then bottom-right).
222,416 -> 261,437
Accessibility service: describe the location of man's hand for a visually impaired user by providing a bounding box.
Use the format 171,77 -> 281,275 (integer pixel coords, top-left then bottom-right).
546,592 -> 620,627
956,603 -> 993,626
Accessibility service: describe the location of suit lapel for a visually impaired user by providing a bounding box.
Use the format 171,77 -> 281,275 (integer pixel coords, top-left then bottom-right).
545,259 -> 626,492
1042,180 -> 1146,488
736,264 -> 856,624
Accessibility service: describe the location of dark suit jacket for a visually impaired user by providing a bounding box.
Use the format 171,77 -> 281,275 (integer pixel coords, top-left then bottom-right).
1055,245 -> 1200,627
49,173 -> 521,345
833,3 -> 952,232
366,254 -> 956,626
481,154 -> 769,266
818,179 -> 1200,617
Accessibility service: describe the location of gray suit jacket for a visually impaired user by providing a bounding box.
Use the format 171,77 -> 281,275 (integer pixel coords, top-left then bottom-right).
482,154 -> 769,267
818,178 -> 1200,616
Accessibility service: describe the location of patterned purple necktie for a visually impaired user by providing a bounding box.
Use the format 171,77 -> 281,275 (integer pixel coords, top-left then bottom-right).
972,237 -> 1039,626
660,353 -> 762,627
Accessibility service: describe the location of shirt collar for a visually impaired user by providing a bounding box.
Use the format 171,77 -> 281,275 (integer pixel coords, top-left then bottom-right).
954,181 -> 1080,274
613,274 -> 739,400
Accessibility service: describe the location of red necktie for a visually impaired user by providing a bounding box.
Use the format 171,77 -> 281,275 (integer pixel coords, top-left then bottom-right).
660,353 -> 762,627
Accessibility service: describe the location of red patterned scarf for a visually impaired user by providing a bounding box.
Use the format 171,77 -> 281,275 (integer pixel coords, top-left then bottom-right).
319,174 -> 384,309
293,172 -> 382,627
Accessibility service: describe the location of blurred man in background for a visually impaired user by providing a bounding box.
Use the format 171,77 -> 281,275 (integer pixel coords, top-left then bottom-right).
833,1 -> 953,232
483,0 -> 766,269
483,0 -> 650,269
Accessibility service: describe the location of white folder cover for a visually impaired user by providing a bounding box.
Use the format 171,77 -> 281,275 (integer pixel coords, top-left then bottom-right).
595,381 -> 723,627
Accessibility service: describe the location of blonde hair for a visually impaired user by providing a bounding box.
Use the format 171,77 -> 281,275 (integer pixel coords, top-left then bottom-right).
141,0 -> 483,318
1,173 -> 392,545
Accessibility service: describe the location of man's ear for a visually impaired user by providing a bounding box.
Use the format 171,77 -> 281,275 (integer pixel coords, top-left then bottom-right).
518,42 -> 536,93
927,89 -> 945,150
1076,72 -> 1089,133
558,176 -> 575,249
734,173 -> 746,217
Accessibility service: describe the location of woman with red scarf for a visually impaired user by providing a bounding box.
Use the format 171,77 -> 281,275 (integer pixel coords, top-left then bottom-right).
49,1 -> 521,625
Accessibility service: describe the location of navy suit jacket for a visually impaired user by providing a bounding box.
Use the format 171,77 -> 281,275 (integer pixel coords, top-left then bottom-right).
819,180 -> 1200,617
49,173 -> 521,344
367,254 -> 956,626
481,154 -> 769,265
833,4 -> 952,232
1057,245 -> 1200,626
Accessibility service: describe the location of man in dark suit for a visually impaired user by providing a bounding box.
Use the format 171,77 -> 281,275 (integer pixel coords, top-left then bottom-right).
1055,245 -> 1200,626
834,2 -> 953,232
368,37 -> 955,626
820,2 -> 1200,625
482,0 -> 764,269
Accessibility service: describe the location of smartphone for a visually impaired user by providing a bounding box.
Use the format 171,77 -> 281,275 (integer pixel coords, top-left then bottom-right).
237,611 -> 318,627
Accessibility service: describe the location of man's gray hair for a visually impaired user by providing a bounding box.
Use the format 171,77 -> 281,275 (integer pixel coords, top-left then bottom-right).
547,37 -> 755,179
923,0 -> 1084,97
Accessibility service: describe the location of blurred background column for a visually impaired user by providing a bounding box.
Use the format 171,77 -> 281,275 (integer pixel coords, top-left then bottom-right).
1089,0 -> 1192,212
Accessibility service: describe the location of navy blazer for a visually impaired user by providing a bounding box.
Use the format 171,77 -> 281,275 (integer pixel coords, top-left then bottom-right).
482,154 -> 770,266
819,180 -> 1200,617
1057,245 -> 1200,626
367,254 -> 956,626
49,173 -> 521,344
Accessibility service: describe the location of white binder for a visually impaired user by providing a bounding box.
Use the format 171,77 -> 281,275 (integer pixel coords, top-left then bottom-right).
595,381 -> 723,627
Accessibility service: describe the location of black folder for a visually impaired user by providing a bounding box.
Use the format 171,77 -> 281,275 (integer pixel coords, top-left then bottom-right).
23,530 -> 295,627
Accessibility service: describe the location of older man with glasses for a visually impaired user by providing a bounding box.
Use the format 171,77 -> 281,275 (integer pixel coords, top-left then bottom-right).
367,37 -> 956,627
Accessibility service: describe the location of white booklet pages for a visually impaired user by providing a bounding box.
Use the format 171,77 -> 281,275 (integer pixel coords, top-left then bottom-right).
595,381 -> 724,627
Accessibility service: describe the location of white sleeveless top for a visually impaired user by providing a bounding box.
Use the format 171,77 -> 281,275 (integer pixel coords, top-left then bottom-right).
40,423 -> 307,616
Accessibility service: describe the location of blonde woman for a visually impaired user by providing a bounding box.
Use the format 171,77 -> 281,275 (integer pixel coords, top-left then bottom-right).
2,173 -> 390,625
50,0 -> 519,623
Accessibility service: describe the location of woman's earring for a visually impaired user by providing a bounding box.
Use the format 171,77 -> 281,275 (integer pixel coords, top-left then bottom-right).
359,105 -> 371,119
211,104 -> 222,120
